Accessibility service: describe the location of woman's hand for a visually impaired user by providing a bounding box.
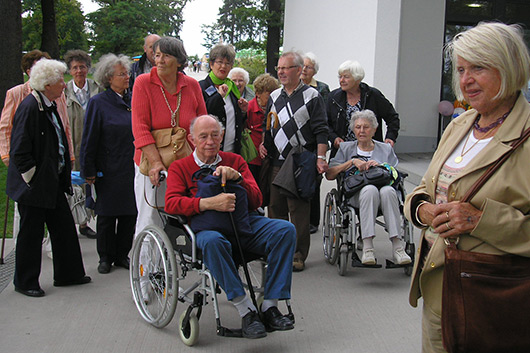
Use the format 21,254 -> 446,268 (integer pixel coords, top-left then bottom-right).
238,98 -> 248,113
259,142 -> 268,159
216,84 -> 229,98
333,137 -> 344,149
149,161 -> 166,187
431,201 -> 482,237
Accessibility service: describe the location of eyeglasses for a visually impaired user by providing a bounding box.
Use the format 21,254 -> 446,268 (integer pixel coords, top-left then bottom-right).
303,65 -> 315,70
275,66 -> 298,72
115,72 -> 130,77
214,60 -> 232,67
71,65 -> 88,71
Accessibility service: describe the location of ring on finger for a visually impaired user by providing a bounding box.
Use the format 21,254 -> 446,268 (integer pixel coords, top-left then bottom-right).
446,222 -> 452,231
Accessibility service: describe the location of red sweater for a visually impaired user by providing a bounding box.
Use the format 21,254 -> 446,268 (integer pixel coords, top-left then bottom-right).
246,97 -> 265,166
165,152 -> 262,217
131,68 -> 207,165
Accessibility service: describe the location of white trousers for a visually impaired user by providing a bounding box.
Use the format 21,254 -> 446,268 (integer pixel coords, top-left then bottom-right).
133,165 -> 167,237
350,185 -> 401,239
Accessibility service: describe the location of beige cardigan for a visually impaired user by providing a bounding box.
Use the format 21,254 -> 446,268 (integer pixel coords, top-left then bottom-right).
405,93 -> 530,315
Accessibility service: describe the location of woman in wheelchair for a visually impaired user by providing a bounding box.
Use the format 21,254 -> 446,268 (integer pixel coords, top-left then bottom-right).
164,115 -> 296,339
325,110 -> 411,266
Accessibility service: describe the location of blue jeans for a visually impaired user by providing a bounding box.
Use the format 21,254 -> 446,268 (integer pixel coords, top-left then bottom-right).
196,213 -> 296,301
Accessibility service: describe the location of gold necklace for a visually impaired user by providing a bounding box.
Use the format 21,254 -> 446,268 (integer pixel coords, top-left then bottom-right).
454,128 -> 495,163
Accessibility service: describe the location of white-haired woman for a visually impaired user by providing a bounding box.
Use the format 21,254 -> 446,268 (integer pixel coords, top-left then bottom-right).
7,59 -> 91,297
229,67 -> 255,100
80,54 -> 137,274
301,52 -> 330,102
326,110 -> 411,266
405,22 -> 530,352
327,60 -> 400,157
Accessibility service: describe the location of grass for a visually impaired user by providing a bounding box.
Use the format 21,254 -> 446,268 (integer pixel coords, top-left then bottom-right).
0,163 -> 14,238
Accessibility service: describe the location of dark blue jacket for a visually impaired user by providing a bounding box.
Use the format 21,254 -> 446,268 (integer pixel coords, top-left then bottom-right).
80,89 -> 137,216
7,91 -> 72,208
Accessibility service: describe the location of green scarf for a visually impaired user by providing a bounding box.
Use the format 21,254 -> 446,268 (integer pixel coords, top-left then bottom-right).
208,71 -> 241,99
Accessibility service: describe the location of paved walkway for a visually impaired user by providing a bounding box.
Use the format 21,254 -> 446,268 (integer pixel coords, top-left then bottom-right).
0,69 -> 432,352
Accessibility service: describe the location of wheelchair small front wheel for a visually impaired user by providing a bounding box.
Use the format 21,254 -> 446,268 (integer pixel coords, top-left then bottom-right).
338,249 -> 348,276
178,310 -> 200,346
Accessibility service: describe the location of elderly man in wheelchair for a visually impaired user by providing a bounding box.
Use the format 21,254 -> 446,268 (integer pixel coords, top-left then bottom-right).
163,114 -> 296,339
325,110 -> 412,267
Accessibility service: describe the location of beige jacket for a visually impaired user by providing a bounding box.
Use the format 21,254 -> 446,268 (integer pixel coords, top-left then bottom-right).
404,93 -> 530,316
65,79 -> 103,170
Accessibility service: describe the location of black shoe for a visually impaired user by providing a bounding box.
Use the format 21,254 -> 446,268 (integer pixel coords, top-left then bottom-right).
262,306 -> 294,332
15,287 -> 45,297
79,226 -> 97,239
98,262 -> 112,274
54,275 -> 92,287
309,224 -> 318,234
241,310 -> 267,339
114,258 -> 130,270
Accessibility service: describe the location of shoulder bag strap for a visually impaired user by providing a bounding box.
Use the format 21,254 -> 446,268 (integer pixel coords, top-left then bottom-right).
461,126 -> 530,203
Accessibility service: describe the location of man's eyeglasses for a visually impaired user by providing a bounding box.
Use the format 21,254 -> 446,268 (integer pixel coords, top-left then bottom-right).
275,66 -> 298,72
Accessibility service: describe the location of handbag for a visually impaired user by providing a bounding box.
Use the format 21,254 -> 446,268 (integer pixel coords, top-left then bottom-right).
343,165 -> 394,198
441,126 -> 530,353
139,91 -> 191,175
240,128 -> 258,163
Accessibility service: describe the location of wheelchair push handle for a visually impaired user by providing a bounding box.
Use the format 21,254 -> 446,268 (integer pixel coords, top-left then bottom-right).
159,170 -> 168,182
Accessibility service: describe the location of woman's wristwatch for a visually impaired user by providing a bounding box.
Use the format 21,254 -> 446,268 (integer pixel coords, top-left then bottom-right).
317,155 -> 327,161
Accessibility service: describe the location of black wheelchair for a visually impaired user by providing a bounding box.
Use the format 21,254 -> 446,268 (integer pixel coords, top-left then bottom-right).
322,171 -> 415,276
129,212 -> 294,346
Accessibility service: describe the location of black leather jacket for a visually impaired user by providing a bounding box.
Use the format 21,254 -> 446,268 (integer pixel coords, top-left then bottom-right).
327,82 -> 400,155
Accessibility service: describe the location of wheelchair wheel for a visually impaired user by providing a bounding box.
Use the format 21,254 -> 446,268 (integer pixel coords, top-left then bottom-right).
337,246 -> 348,276
130,225 -> 178,328
403,242 -> 415,276
323,189 -> 341,265
178,311 -> 200,346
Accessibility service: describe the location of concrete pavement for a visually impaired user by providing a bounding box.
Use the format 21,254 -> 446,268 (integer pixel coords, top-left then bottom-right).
0,68 -> 432,352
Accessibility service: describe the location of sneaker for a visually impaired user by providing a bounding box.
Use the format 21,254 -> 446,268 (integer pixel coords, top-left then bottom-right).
309,224 -> 318,234
241,310 -> 267,339
361,248 -> 376,265
292,258 -> 305,272
393,247 -> 412,265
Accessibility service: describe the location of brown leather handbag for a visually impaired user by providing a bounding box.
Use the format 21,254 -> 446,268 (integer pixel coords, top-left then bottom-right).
441,127 -> 530,353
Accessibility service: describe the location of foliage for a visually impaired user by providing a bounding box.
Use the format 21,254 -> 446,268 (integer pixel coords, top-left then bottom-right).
235,56 -> 266,84
22,0 -> 89,56
202,0 -> 283,52
88,0 -> 188,59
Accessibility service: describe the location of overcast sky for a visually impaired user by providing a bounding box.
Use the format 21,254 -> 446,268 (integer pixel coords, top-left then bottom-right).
78,0 -> 223,56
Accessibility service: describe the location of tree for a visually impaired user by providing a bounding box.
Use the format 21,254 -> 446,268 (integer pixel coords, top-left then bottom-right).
265,0 -> 283,77
40,0 -> 59,58
89,0 -> 188,59
0,0 -> 23,112
22,0 -> 89,57
202,0 -> 284,75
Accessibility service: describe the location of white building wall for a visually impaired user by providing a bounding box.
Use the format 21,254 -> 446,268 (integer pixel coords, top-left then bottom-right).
283,0 -> 446,153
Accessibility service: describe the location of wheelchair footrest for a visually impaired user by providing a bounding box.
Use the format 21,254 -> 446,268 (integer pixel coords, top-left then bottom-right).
351,253 -> 383,268
385,259 -> 412,269
217,326 -> 243,338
